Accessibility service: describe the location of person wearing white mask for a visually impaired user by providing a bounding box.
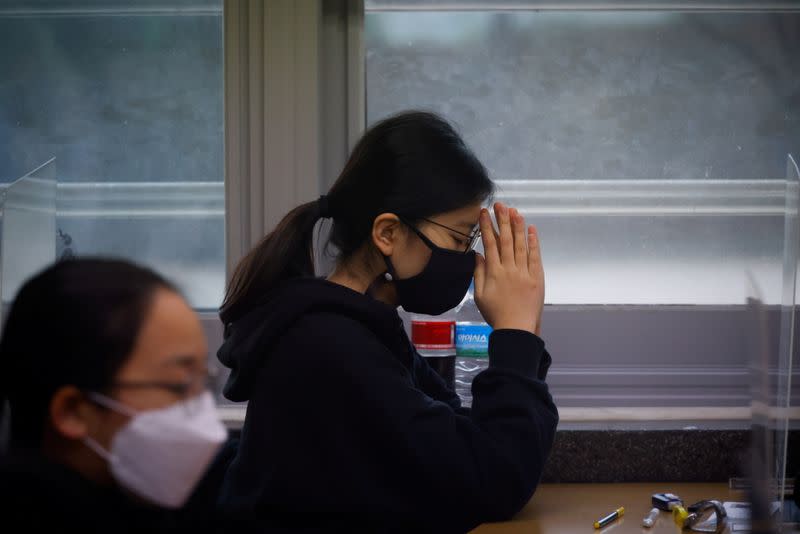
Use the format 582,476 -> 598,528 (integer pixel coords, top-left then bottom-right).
0,258 -> 227,532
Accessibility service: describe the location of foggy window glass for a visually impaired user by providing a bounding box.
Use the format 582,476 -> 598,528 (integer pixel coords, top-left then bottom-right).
0,0 -> 224,309
365,7 -> 800,304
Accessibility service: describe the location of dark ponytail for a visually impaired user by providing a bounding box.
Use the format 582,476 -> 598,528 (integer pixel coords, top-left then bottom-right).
220,110 -> 494,325
220,201 -> 322,325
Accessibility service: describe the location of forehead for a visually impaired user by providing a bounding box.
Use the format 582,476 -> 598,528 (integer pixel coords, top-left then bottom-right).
115,289 -> 207,378
433,202 -> 482,230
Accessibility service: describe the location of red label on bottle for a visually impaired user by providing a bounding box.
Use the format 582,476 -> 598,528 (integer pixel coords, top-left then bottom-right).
411,320 -> 455,350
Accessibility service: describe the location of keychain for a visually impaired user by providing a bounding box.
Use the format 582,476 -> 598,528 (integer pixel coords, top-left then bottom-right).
672,500 -> 728,533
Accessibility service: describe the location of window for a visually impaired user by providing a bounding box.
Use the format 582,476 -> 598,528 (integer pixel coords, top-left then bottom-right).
365,2 -> 800,413
0,0 -> 224,309
365,4 -> 800,306
1,1 -> 795,420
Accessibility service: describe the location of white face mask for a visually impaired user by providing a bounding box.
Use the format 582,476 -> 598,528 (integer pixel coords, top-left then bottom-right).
83,391 -> 227,509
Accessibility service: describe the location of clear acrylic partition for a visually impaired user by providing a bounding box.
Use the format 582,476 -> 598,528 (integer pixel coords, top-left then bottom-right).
0,158 -> 57,320
747,154 -> 799,532
775,154 -> 800,528
56,183 -> 225,310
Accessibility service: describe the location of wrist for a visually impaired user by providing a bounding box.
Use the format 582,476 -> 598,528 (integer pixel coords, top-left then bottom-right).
492,320 -> 536,335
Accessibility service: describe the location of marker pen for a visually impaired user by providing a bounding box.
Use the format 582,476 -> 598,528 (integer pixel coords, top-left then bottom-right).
594,507 -> 624,529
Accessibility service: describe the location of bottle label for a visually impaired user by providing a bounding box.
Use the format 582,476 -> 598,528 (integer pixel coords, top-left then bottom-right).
455,323 -> 492,357
411,320 -> 454,350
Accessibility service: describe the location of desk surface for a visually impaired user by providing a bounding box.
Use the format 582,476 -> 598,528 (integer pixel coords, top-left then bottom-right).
473,483 -> 742,533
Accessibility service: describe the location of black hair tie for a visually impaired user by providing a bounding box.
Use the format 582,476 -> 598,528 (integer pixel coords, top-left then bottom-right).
318,195 -> 332,219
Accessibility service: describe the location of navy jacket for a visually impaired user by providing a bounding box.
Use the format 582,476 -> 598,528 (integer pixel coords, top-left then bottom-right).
217,278 -> 558,532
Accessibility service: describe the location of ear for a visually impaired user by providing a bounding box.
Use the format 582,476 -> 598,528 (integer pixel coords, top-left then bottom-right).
49,385 -> 93,440
371,213 -> 403,257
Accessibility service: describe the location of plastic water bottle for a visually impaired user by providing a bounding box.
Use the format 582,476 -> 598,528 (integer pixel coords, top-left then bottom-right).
410,309 -> 456,391
454,282 -> 492,406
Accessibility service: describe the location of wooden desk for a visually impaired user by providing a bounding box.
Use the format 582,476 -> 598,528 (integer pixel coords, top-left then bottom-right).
473,483 -> 743,533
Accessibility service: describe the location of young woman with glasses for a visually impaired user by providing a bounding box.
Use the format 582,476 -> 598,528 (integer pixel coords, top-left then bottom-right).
217,111 -> 558,532
0,259 -> 227,532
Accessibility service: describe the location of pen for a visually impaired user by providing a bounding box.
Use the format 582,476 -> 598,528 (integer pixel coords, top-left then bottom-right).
594,507 -> 625,529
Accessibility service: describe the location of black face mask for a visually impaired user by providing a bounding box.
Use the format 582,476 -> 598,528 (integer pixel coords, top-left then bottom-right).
384,223 -> 476,316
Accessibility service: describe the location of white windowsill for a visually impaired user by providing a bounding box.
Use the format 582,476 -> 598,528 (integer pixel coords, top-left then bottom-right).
216,405 -> 799,431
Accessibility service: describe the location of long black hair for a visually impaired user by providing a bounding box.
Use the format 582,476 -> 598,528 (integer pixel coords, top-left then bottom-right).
0,258 -> 175,449
220,110 -> 494,325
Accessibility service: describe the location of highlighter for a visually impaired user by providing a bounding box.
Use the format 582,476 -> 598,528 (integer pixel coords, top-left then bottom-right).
594,507 -> 624,529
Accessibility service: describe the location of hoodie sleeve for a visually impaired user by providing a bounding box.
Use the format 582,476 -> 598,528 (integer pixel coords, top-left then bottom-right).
274,315 -> 559,532
412,331 -> 553,414
411,349 -> 464,412
489,329 -> 554,381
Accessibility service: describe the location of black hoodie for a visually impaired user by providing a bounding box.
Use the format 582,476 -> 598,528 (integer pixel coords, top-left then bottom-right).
217,278 -> 558,533
0,451 -> 219,533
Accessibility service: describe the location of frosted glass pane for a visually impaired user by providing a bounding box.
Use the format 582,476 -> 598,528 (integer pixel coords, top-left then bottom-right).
367,11 -> 797,181
366,10 -> 799,304
0,5 -> 222,184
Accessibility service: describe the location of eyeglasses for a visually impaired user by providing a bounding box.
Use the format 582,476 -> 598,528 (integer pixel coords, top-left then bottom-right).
110,368 -> 218,399
400,216 -> 481,253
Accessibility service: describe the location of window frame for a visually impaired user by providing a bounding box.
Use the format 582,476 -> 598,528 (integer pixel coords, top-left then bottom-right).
221,0 -> 800,426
